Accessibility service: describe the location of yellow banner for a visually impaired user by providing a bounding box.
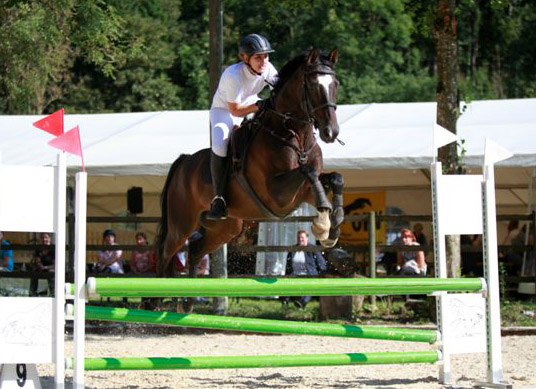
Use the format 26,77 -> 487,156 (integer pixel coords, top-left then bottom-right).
339,191 -> 386,245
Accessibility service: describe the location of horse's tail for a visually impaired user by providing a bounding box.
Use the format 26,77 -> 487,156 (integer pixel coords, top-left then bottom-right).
155,154 -> 188,275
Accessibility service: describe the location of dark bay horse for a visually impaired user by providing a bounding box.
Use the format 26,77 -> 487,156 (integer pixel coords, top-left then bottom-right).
155,48 -> 345,309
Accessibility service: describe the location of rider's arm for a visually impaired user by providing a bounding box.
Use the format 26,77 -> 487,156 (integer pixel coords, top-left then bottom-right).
227,101 -> 259,117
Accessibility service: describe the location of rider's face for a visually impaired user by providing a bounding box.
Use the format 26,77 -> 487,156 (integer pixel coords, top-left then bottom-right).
245,53 -> 269,74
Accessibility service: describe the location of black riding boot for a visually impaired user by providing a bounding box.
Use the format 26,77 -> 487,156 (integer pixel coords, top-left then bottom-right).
207,152 -> 228,220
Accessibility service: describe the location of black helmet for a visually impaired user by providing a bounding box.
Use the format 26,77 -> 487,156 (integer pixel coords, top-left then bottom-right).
103,229 -> 116,239
239,34 -> 274,55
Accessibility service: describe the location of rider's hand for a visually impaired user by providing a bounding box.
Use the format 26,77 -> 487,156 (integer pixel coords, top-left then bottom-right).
255,99 -> 270,111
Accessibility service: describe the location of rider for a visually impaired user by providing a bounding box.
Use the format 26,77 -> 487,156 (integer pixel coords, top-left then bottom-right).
207,33 -> 278,220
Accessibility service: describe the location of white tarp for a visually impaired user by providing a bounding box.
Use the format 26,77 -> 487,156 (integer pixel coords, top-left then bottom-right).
0,98 -> 535,215
1,98 -> 535,174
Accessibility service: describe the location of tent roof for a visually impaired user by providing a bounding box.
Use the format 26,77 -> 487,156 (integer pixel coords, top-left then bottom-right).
1,98 -> 535,175
323,98 -> 536,170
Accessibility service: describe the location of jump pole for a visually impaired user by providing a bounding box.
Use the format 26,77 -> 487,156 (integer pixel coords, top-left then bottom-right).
73,351 -> 441,371
84,305 -> 439,343
83,277 -> 485,298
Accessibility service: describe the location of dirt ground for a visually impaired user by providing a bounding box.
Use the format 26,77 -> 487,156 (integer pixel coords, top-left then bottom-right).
36,332 -> 536,388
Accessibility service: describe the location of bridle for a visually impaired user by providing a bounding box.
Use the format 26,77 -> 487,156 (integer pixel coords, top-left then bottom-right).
259,62 -> 338,165
303,66 -> 338,120
265,63 -> 337,127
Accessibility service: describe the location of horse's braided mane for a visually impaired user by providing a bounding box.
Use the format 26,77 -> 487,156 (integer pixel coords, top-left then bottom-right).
272,49 -> 334,96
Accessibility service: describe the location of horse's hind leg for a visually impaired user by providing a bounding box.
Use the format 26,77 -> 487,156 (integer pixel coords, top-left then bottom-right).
177,218 -> 244,313
319,172 -> 344,247
158,232 -> 188,277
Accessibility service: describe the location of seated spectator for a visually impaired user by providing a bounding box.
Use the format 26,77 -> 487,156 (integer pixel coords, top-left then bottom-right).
0,230 -> 14,272
282,230 -> 326,308
96,229 -> 124,274
413,223 -> 428,246
461,234 -> 483,276
131,231 -> 156,274
30,232 -> 55,296
397,228 -> 426,276
502,220 -> 521,246
34,232 -> 55,272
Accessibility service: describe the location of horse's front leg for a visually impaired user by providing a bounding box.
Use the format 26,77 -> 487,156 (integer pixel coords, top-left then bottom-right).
271,165 -> 332,241
320,172 -> 344,247
270,165 -> 332,211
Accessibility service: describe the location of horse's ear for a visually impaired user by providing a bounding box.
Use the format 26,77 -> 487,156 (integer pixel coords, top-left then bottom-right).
307,48 -> 319,65
329,48 -> 339,65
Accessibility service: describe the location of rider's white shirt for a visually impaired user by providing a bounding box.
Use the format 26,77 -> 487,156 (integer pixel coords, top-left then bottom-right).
211,61 -> 278,116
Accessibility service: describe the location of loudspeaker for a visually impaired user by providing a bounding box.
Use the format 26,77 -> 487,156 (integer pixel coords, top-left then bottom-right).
127,187 -> 143,214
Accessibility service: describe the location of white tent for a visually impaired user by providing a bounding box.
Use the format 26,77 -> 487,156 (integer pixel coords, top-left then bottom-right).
1,98 -> 535,217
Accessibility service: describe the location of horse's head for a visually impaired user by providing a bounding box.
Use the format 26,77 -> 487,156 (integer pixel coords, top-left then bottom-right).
271,48 -> 340,143
303,48 -> 340,143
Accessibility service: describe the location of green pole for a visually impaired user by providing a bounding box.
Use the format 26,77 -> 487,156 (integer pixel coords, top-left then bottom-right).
88,277 -> 484,297
80,351 -> 440,370
86,306 -> 438,343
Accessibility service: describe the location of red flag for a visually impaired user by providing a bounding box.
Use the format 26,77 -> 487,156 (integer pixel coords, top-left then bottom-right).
33,108 -> 64,136
48,125 -> 85,170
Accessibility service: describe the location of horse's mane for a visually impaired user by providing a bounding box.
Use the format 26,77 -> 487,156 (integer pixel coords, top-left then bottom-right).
272,49 -> 334,96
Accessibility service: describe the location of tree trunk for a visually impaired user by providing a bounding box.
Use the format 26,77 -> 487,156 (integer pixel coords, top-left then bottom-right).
434,0 -> 461,277
208,0 -> 228,314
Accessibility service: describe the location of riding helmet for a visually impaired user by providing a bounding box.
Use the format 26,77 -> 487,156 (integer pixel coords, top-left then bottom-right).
239,34 -> 274,55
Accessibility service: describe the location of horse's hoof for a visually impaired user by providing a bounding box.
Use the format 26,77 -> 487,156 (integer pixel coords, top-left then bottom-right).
177,298 -> 194,314
320,237 -> 338,248
312,226 -> 330,241
312,210 -> 331,240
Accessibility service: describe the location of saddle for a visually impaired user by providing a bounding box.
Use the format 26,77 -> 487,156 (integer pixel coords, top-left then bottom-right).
228,117 -> 259,175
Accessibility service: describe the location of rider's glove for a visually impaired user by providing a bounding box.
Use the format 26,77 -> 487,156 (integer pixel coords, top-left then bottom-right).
255,99 -> 270,111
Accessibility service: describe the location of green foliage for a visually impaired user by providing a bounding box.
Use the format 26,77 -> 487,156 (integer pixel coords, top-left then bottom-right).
0,0 -> 127,113
1,0 -> 535,114
501,300 -> 536,327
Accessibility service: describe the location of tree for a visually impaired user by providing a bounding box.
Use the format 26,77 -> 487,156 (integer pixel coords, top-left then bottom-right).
434,0 -> 461,277
0,0 -> 127,114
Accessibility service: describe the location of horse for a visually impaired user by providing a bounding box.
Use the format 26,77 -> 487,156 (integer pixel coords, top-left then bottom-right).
155,48 -> 345,312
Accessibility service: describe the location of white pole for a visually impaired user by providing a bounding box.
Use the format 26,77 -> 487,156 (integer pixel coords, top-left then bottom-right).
54,153 -> 67,387
482,163 -> 505,384
431,161 -> 451,385
73,172 -> 87,388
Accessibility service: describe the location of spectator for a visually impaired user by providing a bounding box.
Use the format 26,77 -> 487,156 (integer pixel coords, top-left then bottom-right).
413,223 -> 428,246
34,232 -> 55,272
282,230 -> 326,308
461,234 -> 483,277
131,232 -> 155,275
0,231 -> 14,272
96,229 -> 124,274
397,228 -> 426,276
502,220 -> 521,246
30,232 -> 55,296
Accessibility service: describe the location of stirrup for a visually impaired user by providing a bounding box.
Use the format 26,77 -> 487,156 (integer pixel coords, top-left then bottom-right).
207,196 -> 228,220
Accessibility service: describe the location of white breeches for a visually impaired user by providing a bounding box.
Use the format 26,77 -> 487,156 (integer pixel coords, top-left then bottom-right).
210,108 -> 241,157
